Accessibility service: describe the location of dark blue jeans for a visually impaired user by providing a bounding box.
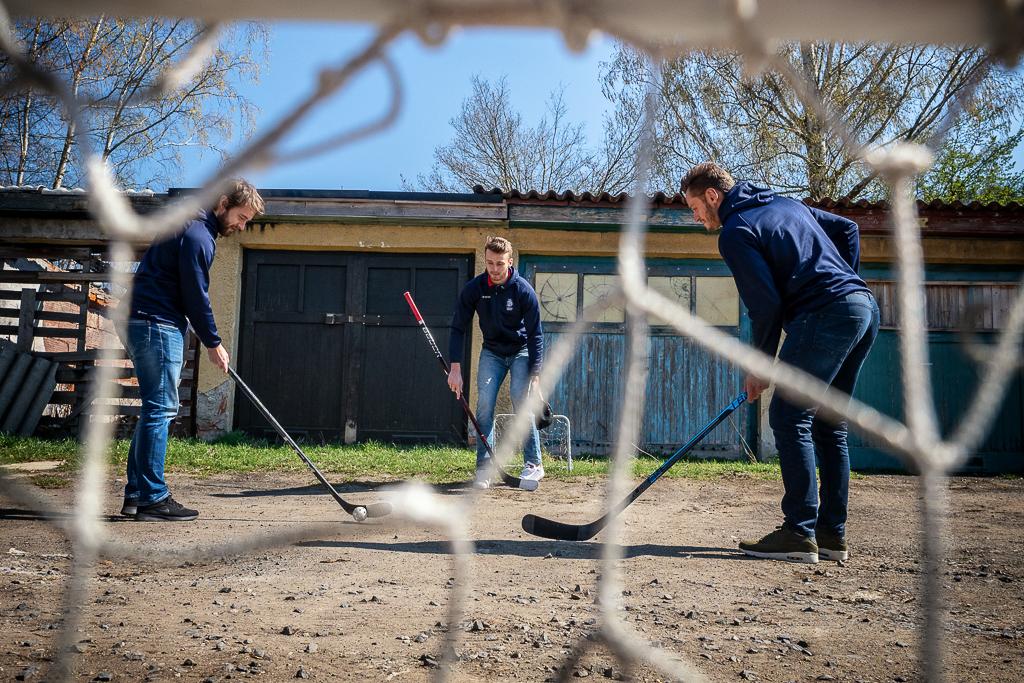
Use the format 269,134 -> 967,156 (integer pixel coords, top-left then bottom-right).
475,348 -> 542,468
123,320 -> 185,506
769,291 -> 880,539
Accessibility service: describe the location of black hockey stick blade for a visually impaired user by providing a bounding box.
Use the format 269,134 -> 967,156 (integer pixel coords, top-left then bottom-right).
227,367 -> 392,520
521,393 -> 747,541
497,467 -> 538,491
521,511 -> 606,542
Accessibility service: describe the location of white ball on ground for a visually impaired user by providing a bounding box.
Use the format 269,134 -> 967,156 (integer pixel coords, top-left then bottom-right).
351,506 -> 368,522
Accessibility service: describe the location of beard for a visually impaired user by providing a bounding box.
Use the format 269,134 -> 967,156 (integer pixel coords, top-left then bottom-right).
214,208 -> 234,236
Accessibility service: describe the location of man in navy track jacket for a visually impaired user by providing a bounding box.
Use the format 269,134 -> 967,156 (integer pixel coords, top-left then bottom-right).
121,179 -> 264,522
448,236 -> 545,488
682,162 -> 879,564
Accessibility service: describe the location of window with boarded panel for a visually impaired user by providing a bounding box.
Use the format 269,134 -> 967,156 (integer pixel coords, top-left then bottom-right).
866,280 -> 1016,331
525,259 -> 747,455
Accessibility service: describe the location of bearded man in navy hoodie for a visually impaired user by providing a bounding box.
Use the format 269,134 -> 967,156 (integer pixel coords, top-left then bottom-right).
448,236 -> 545,489
121,179 -> 264,521
682,162 -> 879,564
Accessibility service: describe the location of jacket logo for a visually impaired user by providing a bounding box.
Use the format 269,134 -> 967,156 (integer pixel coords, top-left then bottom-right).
506,298 -> 514,311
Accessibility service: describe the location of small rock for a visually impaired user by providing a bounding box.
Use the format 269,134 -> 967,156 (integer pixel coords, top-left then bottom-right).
306,642 -> 318,653
574,667 -> 591,677
16,666 -> 40,682
419,653 -> 440,668
740,671 -> 757,681
94,674 -> 113,682
295,666 -> 310,679
415,632 -> 430,643
282,625 -> 296,635
219,586 -> 232,593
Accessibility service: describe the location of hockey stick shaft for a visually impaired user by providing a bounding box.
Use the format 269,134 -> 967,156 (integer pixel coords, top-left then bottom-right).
613,392 -> 747,511
522,392 -> 746,540
402,292 -> 497,458
403,291 -> 528,488
228,366 -> 391,518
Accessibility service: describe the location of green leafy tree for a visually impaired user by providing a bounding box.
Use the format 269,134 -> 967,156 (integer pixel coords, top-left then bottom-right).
601,43 -> 1024,200
918,128 -> 1024,203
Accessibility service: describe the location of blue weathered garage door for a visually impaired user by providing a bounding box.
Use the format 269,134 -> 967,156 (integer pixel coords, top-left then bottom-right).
520,257 -> 751,457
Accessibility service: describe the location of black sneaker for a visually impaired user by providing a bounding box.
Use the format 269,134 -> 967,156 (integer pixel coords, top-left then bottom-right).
135,496 -> 199,522
739,526 -> 818,564
815,529 -> 848,561
120,499 -> 138,517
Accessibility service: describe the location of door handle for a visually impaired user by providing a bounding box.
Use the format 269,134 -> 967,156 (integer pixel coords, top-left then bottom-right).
323,313 -> 382,326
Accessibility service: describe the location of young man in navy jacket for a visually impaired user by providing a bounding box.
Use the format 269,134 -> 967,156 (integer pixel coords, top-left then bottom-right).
447,237 -> 545,488
121,179 -> 264,521
682,162 -> 879,563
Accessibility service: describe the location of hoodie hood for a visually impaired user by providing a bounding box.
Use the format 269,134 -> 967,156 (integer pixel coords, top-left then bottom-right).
718,181 -> 776,225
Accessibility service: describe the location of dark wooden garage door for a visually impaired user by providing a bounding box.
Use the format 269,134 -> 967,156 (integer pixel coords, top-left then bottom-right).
235,250 -> 472,444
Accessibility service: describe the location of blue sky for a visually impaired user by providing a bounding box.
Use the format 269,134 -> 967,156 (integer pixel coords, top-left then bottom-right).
181,24 -> 617,192
178,22 -> 1024,194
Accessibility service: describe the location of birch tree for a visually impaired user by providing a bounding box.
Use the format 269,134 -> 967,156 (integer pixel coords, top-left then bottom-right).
0,17 -> 267,189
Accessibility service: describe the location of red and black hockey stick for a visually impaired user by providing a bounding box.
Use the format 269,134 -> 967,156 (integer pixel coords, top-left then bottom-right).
403,291 -> 538,491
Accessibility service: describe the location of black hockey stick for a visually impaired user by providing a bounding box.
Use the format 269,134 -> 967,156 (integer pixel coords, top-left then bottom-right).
403,291 -> 538,491
521,392 -> 747,540
228,366 -> 392,520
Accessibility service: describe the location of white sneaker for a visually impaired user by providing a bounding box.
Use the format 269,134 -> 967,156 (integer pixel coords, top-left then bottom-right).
520,463 -> 545,482
473,471 -> 491,489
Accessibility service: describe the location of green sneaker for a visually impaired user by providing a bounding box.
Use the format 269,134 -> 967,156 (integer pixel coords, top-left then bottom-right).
815,529 -> 848,561
739,526 -> 819,564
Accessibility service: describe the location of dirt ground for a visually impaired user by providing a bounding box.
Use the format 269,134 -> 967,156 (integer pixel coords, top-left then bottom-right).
1,471 -> 1022,682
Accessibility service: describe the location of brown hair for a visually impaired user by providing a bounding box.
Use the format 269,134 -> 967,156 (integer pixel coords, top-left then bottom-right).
484,235 -> 513,255
224,178 -> 265,215
680,162 -> 735,196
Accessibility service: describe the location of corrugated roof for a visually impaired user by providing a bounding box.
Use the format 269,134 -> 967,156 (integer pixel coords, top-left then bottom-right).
473,185 -> 688,207
474,185 -> 1024,213
811,197 -> 1024,212
0,184 -> 156,196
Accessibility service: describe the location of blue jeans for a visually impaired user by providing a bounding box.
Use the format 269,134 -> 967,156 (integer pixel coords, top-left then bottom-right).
474,348 -> 542,468
769,291 -> 880,539
123,320 -> 185,506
